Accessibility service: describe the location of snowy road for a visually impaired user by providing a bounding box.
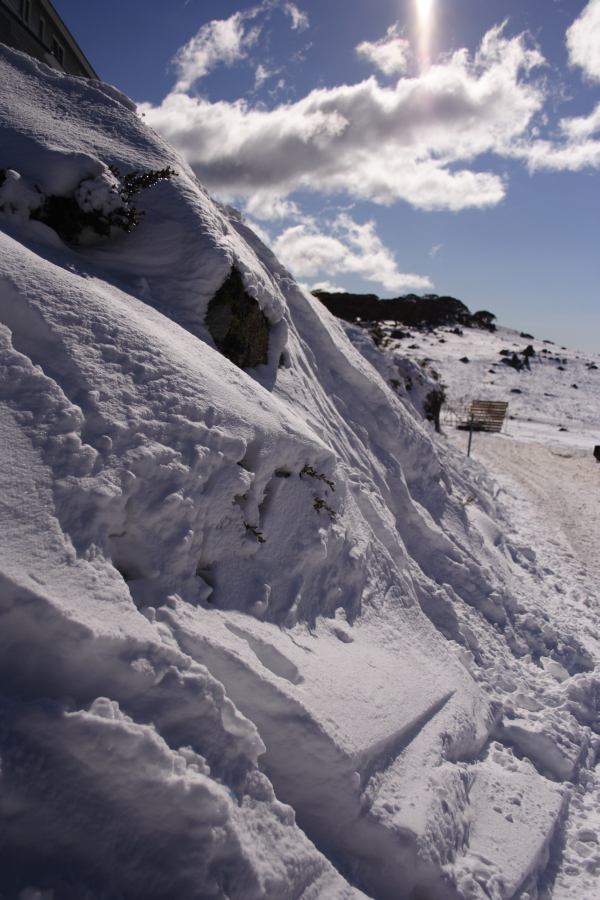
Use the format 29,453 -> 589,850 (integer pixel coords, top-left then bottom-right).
469,433 -> 600,602
451,429 -> 600,899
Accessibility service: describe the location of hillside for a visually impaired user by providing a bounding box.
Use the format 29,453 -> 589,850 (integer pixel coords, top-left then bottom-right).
378,321 -> 600,447
0,44 -> 599,900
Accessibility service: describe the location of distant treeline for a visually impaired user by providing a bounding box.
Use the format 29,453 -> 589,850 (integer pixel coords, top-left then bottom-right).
313,290 -> 496,331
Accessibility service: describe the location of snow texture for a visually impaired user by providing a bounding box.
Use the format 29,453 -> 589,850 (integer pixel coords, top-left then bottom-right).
0,44 -> 599,900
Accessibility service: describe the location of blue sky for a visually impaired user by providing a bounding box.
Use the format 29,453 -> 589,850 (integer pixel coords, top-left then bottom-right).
55,0 -> 599,350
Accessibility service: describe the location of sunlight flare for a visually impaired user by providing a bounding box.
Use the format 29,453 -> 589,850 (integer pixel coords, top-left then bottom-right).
415,0 -> 435,71
416,0 -> 434,26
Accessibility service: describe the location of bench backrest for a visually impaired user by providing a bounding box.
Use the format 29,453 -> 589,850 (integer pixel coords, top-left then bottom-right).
468,400 -> 508,432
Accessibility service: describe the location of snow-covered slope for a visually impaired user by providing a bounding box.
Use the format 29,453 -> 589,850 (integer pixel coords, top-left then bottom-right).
381,322 -> 600,448
0,45 -> 598,900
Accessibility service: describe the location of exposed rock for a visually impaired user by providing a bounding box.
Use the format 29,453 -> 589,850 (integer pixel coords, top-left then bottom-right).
501,353 -> 524,371
206,267 -> 269,369
370,324 -> 388,348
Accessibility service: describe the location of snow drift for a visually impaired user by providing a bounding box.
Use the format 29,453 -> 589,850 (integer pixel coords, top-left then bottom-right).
0,44 -> 597,900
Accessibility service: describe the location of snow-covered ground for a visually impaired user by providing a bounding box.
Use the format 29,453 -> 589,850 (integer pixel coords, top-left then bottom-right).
0,43 -> 599,900
385,321 -> 600,449
450,435 -> 600,900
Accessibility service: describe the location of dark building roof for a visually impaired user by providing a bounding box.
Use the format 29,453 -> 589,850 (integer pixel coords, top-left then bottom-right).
0,0 -> 98,78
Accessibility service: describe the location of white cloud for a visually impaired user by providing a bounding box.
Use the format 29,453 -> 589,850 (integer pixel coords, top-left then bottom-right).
254,63 -> 271,88
356,24 -> 411,76
567,0 -> 600,81
283,2 -> 309,31
142,24 -> 544,212
510,102 -> 600,173
515,5 -> 600,172
429,243 -> 443,258
521,136 -> 600,172
172,1 -> 309,92
244,193 -> 301,220
174,13 -> 251,91
560,101 -> 600,140
273,214 -> 432,293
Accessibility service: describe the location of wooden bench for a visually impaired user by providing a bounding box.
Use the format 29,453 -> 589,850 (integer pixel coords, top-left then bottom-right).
458,400 -> 508,433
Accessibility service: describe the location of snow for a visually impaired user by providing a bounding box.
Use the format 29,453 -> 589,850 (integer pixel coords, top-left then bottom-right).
360,319 -> 600,898
0,168 -> 42,221
385,321 -> 600,449
74,169 -> 125,214
0,42 -> 599,900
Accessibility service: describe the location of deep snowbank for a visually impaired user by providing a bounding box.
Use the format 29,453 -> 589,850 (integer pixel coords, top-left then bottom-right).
0,45 -> 597,900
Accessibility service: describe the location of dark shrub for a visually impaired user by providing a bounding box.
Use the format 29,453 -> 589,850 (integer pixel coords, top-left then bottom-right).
109,165 -> 177,197
31,166 -> 176,245
31,193 -> 139,243
424,387 -> 446,433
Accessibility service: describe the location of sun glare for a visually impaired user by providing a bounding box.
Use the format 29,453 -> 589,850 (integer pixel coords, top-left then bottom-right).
416,0 -> 434,25
415,0 -> 435,71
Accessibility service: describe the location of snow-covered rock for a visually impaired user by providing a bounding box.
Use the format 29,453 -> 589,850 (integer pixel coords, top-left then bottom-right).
0,44 -> 597,900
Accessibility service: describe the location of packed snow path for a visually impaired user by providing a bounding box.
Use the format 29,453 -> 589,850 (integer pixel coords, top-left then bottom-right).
450,430 -> 600,899
466,434 -> 600,614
